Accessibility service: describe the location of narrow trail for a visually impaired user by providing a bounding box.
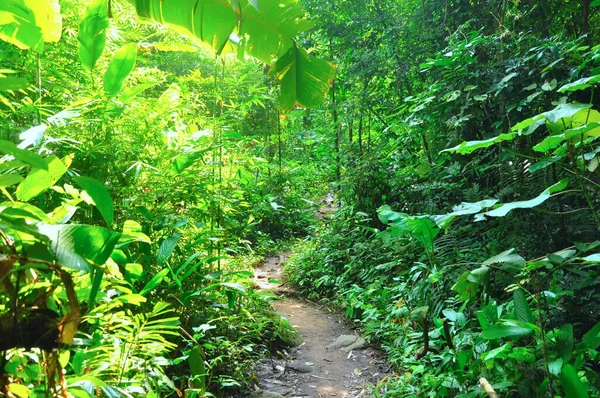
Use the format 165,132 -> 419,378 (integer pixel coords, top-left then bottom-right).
250,254 -> 389,398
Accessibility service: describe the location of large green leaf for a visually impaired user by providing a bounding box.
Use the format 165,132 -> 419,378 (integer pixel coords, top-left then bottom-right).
78,0 -> 109,73
0,76 -> 29,91
16,154 -> 72,202
188,346 -> 207,390
481,320 -> 539,340
580,320 -> 600,350
433,199 -> 498,228
140,268 -> 169,295
452,271 -> 479,301
125,0 -> 333,112
157,233 -> 181,265
545,106 -> 600,135
533,121 -> 600,152
129,0 -> 236,54
0,139 -> 48,170
104,43 -> 138,99
118,220 -> 151,245
0,0 -> 43,52
482,248 -> 526,272
0,174 -> 23,188
442,132 -> 517,155
474,179 -> 569,221
555,324 -> 574,362
444,103 -> 599,156
118,81 -> 160,103
561,364 -> 589,398
559,75 -> 600,93
239,0 -> 313,62
513,289 -> 534,324
378,206 -> 439,253
73,176 -> 114,226
23,0 -> 61,42
37,224 -> 121,272
271,43 -> 336,112
169,149 -> 212,174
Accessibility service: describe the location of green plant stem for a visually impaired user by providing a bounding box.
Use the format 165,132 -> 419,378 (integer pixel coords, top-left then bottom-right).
532,207 -> 590,215
535,271 -> 552,394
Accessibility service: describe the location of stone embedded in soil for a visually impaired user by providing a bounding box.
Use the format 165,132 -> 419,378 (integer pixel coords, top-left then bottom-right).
248,390 -> 285,398
326,334 -> 367,351
343,336 -> 366,352
287,361 -> 313,373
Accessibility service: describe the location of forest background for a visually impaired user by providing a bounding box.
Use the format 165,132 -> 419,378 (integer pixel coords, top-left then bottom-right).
1,0 -> 600,397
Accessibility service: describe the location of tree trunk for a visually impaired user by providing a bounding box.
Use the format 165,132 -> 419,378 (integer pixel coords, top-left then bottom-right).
358,114 -> 363,154
582,0 -> 591,43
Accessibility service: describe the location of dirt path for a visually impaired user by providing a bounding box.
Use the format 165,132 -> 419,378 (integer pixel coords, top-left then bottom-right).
250,254 -> 388,398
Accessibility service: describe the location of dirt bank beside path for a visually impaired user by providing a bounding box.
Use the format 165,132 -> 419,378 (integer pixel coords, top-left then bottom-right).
250,254 -> 389,398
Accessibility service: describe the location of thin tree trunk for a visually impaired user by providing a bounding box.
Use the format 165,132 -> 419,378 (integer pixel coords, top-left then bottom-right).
278,111 -> 282,174
330,36 -> 341,184
358,114 -> 363,154
332,77 -> 340,183
582,0 -> 591,43
348,117 -> 353,145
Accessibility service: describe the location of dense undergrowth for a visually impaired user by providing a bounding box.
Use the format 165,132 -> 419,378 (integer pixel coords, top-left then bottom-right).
286,24 -> 600,398
0,0 -> 325,396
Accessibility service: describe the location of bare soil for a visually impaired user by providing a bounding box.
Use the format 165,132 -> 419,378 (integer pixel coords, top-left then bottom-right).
250,254 -> 389,398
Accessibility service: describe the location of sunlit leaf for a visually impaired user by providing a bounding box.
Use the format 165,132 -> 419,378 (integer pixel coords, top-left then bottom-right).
433,199 -> 498,228
104,43 -> 137,99
23,0 -> 62,42
442,132 -> 517,155
78,0 -> 109,73
0,174 -> 23,188
38,223 -> 121,272
140,268 -> 169,295
559,75 -> 600,92
118,81 -> 160,103
119,220 -> 151,244
0,139 -> 48,170
16,154 -> 72,202
474,179 -> 569,221
0,0 -> 43,52
0,76 -> 29,91
271,43 -> 336,112
73,176 -> 114,226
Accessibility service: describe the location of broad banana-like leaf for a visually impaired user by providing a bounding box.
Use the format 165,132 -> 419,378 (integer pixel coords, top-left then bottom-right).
23,0 -> 62,42
0,0 -> 43,52
271,44 -> 336,112
37,224 -> 121,272
238,0 -> 313,62
125,0 -> 334,112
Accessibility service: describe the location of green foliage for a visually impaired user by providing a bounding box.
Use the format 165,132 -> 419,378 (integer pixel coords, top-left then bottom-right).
103,43 -> 138,99
78,0 -> 108,73
284,3 -> 600,396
